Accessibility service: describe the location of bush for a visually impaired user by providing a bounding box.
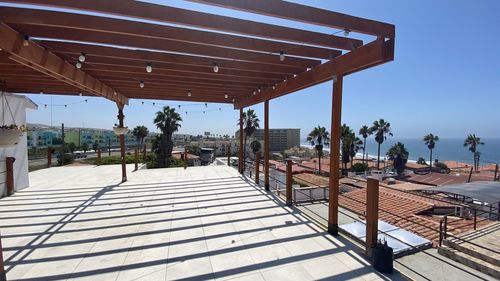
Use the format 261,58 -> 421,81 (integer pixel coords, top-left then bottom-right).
351,163 -> 369,173
145,153 -> 185,169
57,153 -> 74,166
417,157 -> 427,165
434,161 -> 450,173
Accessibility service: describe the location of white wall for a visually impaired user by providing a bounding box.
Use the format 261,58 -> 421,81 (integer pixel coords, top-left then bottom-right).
0,93 -> 37,197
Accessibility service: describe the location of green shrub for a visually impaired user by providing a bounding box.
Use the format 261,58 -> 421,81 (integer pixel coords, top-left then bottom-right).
57,153 -> 74,166
351,163 -> 369,173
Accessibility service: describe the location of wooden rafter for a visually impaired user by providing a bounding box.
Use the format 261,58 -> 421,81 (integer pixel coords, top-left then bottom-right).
0,22 -> 128,105
189,0 -> 395,38
0,0 -> 362,50
10,24 -> 321,68
235,38 -> 395,109
0,7 -> 342,60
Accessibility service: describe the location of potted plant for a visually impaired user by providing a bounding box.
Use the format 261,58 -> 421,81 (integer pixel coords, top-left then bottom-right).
0,124 -> 27,147
113,123 -> 129,135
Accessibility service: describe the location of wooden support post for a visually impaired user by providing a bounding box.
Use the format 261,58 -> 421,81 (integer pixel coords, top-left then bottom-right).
134,147 -> 139,171
467,167 -> 473,183
264,99 -> 270,191
286,160 -> 293,206
184,147 -> 188,169
494,164 -> 498,181
97,148 -> 101,165
47,146 -> 52,167
328,75 -> 343,236
365,178 -> 379,256
117,107 -> 127,182
239,108 -> 244,174
0,232 -> 5,281
255,153 -> 260,184
6,157 -> 15,196
227,144 -> 231,166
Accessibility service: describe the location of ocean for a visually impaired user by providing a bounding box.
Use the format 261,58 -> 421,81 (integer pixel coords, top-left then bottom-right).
301,138 -> 500,165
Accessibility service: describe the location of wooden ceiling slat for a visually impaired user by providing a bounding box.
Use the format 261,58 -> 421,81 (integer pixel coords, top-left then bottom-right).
1,0 -> 363,50
236,38 -> 394,108
41,41 -> 305,75
61,57 -> 287,81
0,7 -> 341,59
189,0 -> 395,38
11,24 -> 321,68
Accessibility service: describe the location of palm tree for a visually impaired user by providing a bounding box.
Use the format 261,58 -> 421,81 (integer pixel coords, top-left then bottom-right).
250,139 -> 262,158
153,106 -> 182,168
239,109 -> 260,170
423,133 -> 439,172
464,134 -> 484,171
370,119 -> 393,170
350,136 -> 363,169
132,125 -> 150,148
387,142 -> 409,175
358,125 -> 371,163
307,125 -> 330,174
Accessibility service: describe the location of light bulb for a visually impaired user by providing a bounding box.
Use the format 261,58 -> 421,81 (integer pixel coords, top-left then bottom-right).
79,92 -> 82,96
253,91 -> 256,96
279,50 -> 285,62
344,29 -> 350,37
187,90 -> 192,97
139,80 -> 145,88
213,62 -> 219,73
39,90 -> 43,95
76,62 -> 82,69
23,36 -> 29,47
78,52 -> 86,62
146,62 -> 152,73
272,85 -> 276,90
232,98 -> 235,102
205,103 -> 208,107
224,93 -> 228,99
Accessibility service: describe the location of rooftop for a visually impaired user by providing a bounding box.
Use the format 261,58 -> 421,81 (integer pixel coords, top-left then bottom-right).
0,165 -> 401,280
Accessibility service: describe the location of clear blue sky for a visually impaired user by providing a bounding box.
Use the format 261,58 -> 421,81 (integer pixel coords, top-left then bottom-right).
23,0 -> 500,139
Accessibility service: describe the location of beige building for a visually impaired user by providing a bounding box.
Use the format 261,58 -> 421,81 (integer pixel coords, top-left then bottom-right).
236,128 -> 300,152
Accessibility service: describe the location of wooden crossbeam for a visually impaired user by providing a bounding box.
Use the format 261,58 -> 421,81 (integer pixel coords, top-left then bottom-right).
41,41 -> 305,75
0,7 -> 341,60
1,0 -> 362,50
235,38 -> 394,109
11,24 -> 321,68
0,22 -> 128,105
189,0 -> 395,38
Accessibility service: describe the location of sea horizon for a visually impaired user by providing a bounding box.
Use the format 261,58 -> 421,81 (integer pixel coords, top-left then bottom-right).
300,137 -> 500,165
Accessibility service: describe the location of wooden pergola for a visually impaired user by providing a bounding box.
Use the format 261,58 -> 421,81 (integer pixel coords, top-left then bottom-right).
0,0 -> 394,236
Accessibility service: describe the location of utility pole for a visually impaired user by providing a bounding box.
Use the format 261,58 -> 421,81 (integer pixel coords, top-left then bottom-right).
61,123 -> 65,165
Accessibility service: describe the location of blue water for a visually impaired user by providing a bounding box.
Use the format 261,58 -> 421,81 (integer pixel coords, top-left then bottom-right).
301,138 -> 500,165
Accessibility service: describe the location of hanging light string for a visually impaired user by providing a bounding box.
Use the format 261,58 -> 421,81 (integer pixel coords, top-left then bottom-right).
137,100 -> 231,114
32,98 -> 89,108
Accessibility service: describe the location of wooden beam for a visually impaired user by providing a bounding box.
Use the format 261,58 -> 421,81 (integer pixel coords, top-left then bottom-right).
0,7 -> 342,59
12,24 -> 321,68
239,108 -> 244,174
235,38 -> 394,109
264,99 -> 270,191
0,22 -> 128,105
42,41 -> 305,75
365,177 -> 380,255
1,0 -> 362,50
189,0 -> 395,38
328,75 -> 343,236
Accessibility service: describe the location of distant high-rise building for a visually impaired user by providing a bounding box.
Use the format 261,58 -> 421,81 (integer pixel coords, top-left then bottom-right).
236,128 -> 300,152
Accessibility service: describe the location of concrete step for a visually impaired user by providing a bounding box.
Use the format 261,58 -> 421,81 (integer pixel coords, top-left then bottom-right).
444,239 -> 500,267
438,246 -> 500,279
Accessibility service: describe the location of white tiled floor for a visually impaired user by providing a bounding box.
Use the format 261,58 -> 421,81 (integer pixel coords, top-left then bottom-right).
0,164 -> 400,280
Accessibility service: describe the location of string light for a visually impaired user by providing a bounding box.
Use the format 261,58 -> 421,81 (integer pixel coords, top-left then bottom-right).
205,103 -> 208,108
78,52 -> 86,62
224,93 -> 228,99
272,85 -> 276,90
39,89 -> 43,95
23,36 -> 29,47
232,98 -> 235,102
344,29 -> 350,37
253,91 -> 256,96
146,62 -> 152,73
139,80 -> 145,88
187,89 -> 192,97
279,50 -> 285,62
76,62 -> 82,69
178,105 -> 181,109
213,62 -> 219,73
258,87 -> 261,93
141,101 -> 144,105
79,92 -> 82,96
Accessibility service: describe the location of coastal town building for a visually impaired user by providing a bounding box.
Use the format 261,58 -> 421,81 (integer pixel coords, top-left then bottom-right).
236,128 -> 300,152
